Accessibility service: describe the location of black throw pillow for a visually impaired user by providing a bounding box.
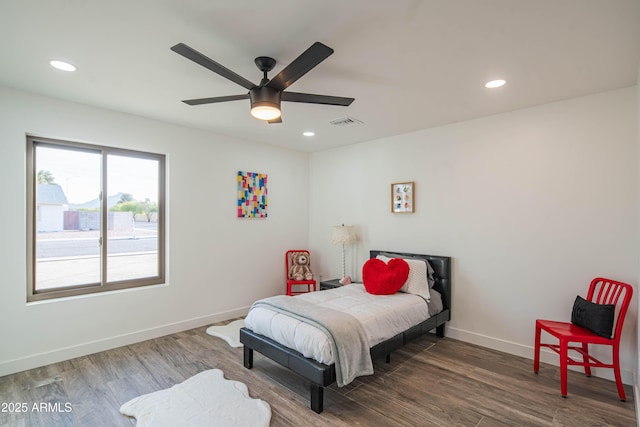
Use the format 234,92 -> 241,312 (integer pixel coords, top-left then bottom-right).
571,295 -> 615,338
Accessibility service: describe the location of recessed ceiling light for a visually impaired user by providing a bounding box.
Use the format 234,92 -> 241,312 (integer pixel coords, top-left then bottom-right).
485,79 -> 506,89
303,131 -> 315,137
49,60 -> 77,72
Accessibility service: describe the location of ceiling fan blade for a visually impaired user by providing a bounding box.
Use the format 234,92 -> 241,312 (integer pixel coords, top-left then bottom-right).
267,117 -> 282,124
265,42 -> 333,91
182,94 -> 249,105
171,43 -> 256,90
281,91 -> 354,106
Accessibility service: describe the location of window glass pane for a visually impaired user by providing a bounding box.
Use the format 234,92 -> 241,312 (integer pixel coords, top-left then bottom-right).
34,146 -> 101,290
29,137 -> 165,301
106,154 -> 160,282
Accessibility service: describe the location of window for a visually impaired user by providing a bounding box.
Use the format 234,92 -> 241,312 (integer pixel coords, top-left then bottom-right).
26,136 -> 165,301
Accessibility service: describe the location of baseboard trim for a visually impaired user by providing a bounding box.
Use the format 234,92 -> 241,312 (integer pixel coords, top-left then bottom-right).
446,326 -> 633,385
0,307 -> 250,377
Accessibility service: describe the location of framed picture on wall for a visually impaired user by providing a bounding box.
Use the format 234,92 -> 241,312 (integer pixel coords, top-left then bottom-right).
391,182 -> 414,213
238,171 -> 268,218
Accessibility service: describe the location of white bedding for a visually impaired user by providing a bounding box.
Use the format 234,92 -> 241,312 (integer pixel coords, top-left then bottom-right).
244,283 -> 430,365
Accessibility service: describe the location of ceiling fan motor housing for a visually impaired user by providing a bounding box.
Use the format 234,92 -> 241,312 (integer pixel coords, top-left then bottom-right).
250,86 -> 281,111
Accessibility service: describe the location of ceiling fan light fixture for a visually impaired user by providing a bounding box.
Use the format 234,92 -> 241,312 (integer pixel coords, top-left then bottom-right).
250,86 -> 281,121
251,104 -> 281,121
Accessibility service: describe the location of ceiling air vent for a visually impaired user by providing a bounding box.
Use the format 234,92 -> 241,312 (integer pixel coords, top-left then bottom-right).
330,116 -> 363,126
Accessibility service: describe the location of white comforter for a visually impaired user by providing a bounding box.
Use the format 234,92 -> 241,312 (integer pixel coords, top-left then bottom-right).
244,283 -> 430,365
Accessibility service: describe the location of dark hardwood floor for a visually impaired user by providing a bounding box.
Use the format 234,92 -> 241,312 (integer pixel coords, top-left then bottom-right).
1,321 -> 635,426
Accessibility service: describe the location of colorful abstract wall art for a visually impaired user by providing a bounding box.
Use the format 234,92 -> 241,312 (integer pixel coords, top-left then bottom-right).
237,171 -> 268,218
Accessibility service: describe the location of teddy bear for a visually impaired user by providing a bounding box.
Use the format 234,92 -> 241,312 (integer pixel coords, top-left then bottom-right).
289,251 -> 314,281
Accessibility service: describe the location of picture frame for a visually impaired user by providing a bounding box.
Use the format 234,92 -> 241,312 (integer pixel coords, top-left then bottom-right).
237,171 -> 268,218
391,181 -> 414,213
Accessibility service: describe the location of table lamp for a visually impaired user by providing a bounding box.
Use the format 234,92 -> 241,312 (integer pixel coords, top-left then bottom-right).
331,224 -> 357,282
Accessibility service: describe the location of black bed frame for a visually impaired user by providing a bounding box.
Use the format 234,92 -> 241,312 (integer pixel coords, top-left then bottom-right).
240,250 -> 451,413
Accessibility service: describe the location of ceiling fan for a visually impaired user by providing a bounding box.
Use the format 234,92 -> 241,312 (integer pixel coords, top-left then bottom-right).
170,41 -> 355,123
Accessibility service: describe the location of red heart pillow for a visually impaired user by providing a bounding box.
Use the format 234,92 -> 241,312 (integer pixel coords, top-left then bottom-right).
362,258 -> 409,295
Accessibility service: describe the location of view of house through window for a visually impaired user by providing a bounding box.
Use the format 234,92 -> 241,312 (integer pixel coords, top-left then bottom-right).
27,137 -> 165,301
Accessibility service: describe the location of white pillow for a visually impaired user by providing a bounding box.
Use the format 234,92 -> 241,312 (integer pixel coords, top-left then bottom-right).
376,255 -> 431,302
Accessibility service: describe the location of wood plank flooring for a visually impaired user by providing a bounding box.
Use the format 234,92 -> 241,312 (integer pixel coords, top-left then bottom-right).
1,321 -> 635,426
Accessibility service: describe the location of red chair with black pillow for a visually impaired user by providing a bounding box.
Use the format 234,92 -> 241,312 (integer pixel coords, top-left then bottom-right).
533,277 -> 633,401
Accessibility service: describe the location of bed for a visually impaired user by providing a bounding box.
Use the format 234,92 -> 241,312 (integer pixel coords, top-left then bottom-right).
240,250 -> 451,413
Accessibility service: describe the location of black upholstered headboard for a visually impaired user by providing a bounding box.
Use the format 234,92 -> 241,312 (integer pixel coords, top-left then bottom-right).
369,250 -> 452,312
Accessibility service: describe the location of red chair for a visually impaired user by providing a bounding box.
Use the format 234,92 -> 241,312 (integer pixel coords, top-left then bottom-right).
534,277 -> 633,401
286,250 -> 316,296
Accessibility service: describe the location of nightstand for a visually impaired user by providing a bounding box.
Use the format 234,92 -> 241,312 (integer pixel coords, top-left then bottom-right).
319,278 -> 343,290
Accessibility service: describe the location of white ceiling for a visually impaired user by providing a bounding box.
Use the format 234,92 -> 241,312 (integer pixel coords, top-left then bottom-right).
1,0 -> 639,152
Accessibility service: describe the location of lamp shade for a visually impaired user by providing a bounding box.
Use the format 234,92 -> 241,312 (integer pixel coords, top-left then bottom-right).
331,224 -> 357,245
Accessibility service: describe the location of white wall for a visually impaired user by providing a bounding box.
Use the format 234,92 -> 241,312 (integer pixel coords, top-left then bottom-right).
636,66 -> 640,421
0,86 -> 310,376
310,87 -> 638,383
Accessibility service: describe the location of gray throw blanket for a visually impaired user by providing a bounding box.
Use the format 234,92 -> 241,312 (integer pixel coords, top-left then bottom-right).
251,295 -> 374,387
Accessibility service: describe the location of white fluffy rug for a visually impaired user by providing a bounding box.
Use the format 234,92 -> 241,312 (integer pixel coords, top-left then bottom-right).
120,369 -> 271,427
206,319 -> 245,348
